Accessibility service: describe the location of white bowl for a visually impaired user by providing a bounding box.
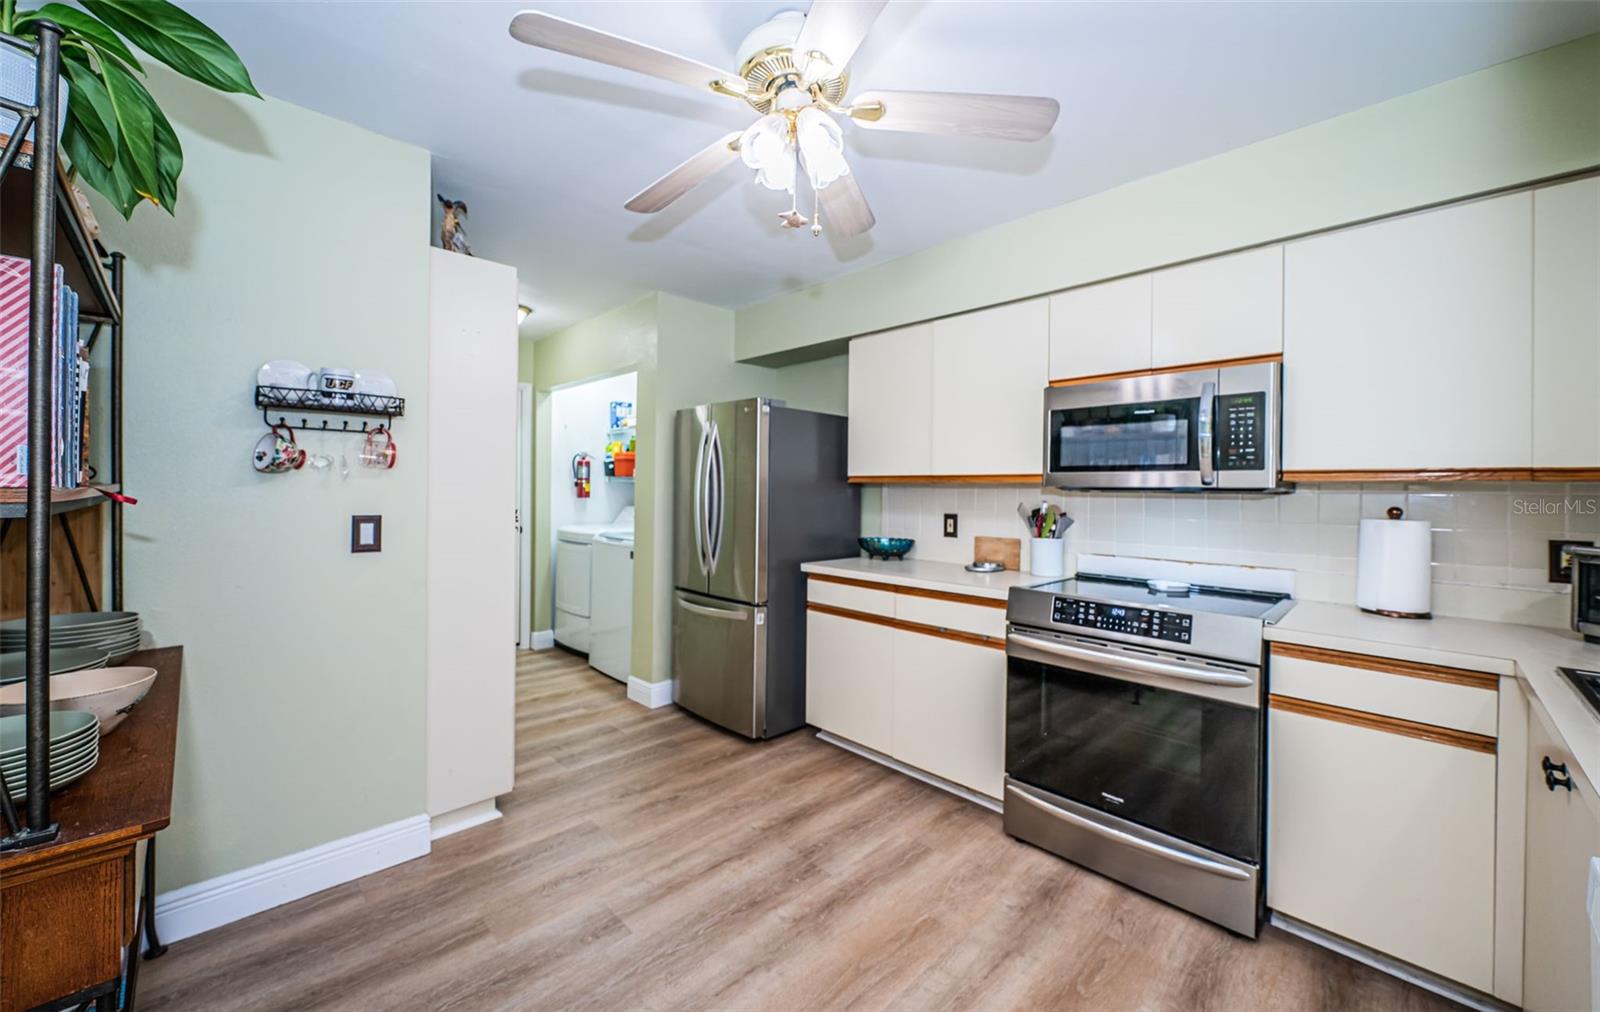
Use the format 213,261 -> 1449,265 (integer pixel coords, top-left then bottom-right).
0,666 -> 157,735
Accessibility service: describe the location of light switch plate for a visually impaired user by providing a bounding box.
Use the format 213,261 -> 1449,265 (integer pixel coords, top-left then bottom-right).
943,514 -> 958,538
352,515 -> 383,553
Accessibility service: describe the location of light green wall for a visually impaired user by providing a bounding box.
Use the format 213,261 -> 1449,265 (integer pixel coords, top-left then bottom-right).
92,69 -> 431,890
528,297 -> 849,682
735,33 -> 1600,360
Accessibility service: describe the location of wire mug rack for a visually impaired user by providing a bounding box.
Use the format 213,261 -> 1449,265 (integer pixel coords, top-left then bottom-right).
255,384 -> 406,432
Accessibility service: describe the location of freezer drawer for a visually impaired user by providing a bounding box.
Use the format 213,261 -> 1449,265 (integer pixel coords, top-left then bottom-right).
672,589 -> 765,738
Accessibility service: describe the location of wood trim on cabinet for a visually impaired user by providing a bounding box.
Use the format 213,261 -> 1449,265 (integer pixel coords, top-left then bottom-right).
1047,353 -> 1283,388
1269,693 -> 1497,754
1281,468 -> 1600,483
1270,641 -> 1500,691
806,601 -> 1006,651
807,573 -> 1008,610
847,474 -> 1043,486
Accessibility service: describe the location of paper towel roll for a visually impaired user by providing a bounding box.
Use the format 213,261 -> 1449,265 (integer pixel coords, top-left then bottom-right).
1356,508 -> 1432,618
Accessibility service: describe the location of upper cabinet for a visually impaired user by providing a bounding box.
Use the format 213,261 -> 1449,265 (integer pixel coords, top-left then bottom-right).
1283,193 -> 1534,473
931,298 -> 1049,477
1048,275 -> 1151,381
1152,246 -> 1283,368
848,323 -> 933,478
1533,177 -> 1600,469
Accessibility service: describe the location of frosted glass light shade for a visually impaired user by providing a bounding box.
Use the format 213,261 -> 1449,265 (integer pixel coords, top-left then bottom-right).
739,113 -> 795,193
796,108 -> 848,190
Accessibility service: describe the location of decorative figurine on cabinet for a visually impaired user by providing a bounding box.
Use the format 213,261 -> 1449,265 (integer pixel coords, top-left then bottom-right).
437,194 -> 473,256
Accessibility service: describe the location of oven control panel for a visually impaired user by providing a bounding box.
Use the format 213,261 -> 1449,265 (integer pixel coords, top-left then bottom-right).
1053,597 -> 1193,643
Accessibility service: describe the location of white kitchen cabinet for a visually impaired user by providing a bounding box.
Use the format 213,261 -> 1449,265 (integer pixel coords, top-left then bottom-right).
847,323 -> 932,478
1533,177 -> 1600,469
1523,699 -> 1600,1012
1267,702 -> 1497,992
1152,246 -> 1283,368
890,631 -> 1005,799
805,608 -> 894,755
1282,192 -> 1534,472
1048,275 -> 1152,381
930,298 -> 1048,476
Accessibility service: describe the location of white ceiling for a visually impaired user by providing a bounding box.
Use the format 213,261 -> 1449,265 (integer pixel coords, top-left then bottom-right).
184,1 -> 1600,337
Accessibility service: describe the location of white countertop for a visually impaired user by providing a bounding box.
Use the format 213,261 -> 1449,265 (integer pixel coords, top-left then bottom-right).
1268,600 -> 1600,785
800,557 -> 1050,601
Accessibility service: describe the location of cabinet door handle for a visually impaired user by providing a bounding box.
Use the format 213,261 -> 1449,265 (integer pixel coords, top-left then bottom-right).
1543,755 -> 1574,793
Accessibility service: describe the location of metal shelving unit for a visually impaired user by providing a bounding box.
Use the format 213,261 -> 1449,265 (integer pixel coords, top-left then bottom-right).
0,22 -> 128,850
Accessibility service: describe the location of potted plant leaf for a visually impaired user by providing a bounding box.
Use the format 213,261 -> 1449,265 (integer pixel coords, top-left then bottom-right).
0,0 -> 257,218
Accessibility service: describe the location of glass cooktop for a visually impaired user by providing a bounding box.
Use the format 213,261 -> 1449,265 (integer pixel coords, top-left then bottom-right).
1027,573 -> 1292,621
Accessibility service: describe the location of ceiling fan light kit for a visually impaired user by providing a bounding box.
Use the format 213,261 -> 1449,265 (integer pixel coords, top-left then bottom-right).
509,2 -> 1060,239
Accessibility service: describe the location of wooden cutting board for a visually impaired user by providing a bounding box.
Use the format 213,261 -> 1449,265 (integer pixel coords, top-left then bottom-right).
973,537 -> 1021,571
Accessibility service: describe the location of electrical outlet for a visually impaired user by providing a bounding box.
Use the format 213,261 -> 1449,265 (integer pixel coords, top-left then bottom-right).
1550,539 -> 1595,584
943,514 -> 958,538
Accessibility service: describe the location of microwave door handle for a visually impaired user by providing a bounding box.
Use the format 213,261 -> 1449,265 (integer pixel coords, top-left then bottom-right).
1005,783 -> 1251,881
1198,381 -> 1216,486
1007,632 -> 1254,687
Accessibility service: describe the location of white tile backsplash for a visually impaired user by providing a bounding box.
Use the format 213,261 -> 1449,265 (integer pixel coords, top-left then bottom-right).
866,482 -> 1600,627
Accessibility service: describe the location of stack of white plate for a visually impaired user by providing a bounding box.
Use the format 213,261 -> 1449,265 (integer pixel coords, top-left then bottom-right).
0,611 -> 142,664
0,646 -> 111,686
0,709 -> 99,801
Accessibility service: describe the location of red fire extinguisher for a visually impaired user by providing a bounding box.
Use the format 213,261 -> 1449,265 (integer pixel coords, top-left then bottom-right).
572,453 -> 592,499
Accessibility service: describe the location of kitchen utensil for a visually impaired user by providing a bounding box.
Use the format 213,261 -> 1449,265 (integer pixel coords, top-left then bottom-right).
973,536 -> 1021,571
355,369 -> 397,398
252,424 -> 305,473
1029,537 -> 1066,577
964,561 -> 1005,573
0,666 -> 157,735
858,537 -> 914,560
1356,506 -> 1432,619
256,359 -> 312,390
311,366 -> 358,401
0,709 -> 98,758
359,426 -> 397,469
0,646 -> 111,685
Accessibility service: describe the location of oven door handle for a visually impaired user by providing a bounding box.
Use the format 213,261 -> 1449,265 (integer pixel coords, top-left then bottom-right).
1007,632 -> 1254,687
1006,783 -> 1251,881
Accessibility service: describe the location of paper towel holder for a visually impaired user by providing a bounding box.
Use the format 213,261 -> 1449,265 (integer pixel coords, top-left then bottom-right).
1357,506 -> 1434,620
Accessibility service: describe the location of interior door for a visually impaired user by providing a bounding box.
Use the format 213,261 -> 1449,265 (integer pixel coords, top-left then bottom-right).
705,399 -> 764,606
673,407 -> 710,596
672,589 -> 764,738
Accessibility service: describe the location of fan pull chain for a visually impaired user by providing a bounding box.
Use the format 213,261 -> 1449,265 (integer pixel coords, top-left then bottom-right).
812,188 -> 822,238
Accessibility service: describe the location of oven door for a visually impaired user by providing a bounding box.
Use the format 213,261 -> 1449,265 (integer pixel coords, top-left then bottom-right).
1005,627 -> 1262,862
1043,370 -> 1216,490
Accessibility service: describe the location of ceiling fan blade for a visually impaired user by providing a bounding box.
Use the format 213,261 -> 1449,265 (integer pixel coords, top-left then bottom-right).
624,132 -> 744,213
509,11 -> 745,97
849,90 -> 1060,141
795,0 -> 888,80
817,171 -> 875,238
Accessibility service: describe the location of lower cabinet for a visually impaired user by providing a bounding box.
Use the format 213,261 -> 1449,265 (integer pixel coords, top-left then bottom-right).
1267,701 -> 1498,992
1523,698 -> 1600,1012
890,630 -> 1005,799
805,609 -> 894,756
804,585 -> 1006,802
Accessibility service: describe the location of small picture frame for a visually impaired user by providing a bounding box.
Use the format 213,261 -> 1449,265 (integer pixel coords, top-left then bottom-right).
351,515 -> 382,553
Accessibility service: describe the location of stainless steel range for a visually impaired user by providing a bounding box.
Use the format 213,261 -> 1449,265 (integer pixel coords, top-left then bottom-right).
1003,558 -> 1294,937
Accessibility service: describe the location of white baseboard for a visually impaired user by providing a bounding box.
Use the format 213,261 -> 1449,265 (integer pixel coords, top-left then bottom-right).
155,814 -> 430,945
627,676 -> 676,709
430,799 -> 501,840
529,629 -> 555,650
815,730 -> 1002,814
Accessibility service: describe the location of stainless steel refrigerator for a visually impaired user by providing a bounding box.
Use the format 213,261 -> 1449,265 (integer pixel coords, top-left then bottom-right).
672,398 -> 858,738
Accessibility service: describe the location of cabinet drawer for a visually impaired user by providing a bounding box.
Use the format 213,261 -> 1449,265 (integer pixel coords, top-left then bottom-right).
893,592 -> 1006,641
807,576 -> 895,618
1270,643 -> 1498,737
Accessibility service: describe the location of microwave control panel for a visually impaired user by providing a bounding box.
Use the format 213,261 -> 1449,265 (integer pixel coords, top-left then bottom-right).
1053,597 -> 1193,644
1216,392 -> 1266,471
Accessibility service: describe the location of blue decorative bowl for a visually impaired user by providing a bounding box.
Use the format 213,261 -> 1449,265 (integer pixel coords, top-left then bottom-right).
859,537 -> 914,560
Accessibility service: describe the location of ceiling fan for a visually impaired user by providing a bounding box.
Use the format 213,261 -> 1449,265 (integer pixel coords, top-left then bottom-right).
509,2 -> 1059,238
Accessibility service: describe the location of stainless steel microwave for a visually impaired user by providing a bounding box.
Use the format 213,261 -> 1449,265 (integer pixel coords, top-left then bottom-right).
1043,361 -> 1286,492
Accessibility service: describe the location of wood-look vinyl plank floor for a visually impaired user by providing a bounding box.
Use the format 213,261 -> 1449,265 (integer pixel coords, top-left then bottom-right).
139,648 -> 1457,1011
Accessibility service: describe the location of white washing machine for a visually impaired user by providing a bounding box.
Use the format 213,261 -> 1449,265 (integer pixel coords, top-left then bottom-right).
553,508 -> 633,653
588,528 -> 635,682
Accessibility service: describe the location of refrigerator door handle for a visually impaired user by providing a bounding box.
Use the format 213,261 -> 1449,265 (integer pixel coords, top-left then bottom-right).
693,419 -> 710,574
676,595 -> 749,621
708,421 -> 726,573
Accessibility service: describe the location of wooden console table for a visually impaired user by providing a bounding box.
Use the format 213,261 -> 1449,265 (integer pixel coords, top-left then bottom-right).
0,646 -> 181,1012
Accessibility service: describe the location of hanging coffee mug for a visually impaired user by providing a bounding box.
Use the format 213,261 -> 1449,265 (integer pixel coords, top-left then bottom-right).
359,426 -> 397,470
252,424 -> 305,473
